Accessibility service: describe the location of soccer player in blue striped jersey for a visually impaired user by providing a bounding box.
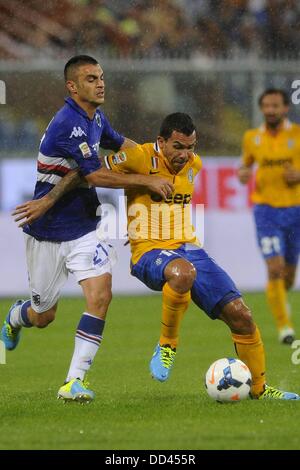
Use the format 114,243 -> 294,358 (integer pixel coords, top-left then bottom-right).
1,55 -> 173,403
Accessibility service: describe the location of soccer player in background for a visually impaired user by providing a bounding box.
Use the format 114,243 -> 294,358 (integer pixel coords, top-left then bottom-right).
18,112 -> 300,400
1,55 -> 173,403
238,89 -> 300,345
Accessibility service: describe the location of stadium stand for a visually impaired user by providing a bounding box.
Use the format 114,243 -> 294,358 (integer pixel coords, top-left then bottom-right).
0,0 -> 300,60
0,0 -> 300,154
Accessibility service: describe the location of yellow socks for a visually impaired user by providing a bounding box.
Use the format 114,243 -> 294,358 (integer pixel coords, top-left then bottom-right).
232,326 -> 266,397
159,283 -> 191,349
266,279 -> 293,330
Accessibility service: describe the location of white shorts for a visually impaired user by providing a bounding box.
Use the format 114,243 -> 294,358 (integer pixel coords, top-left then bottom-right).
25,231 -> 114,313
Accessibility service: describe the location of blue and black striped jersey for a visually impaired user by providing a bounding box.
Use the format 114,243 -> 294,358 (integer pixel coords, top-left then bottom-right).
23,97 -> 124,241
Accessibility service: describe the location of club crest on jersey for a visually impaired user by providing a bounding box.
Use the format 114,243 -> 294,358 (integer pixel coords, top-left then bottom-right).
288,139 -> 295,148
95,114 -> 102,128
112,152 -> 127,164
188,168 -> 193,183
69,126 -> 87,138
79,142 -> 92,158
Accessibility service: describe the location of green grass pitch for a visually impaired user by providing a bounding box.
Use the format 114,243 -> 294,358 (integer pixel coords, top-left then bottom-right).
1,292 -> 300,450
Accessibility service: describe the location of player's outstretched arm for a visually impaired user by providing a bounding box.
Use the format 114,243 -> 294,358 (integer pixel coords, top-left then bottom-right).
85,167 -> 173,199
12,168 -> 82,227
13,166 -> 174,227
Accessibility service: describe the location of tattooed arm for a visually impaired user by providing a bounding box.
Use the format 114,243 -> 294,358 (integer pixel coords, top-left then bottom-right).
13,168 -> 81,227
13,154 -> 173,227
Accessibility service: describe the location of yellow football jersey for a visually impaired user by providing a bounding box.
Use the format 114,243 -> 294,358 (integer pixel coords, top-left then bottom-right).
105,142 -> 202,263
242,119 -> 300,207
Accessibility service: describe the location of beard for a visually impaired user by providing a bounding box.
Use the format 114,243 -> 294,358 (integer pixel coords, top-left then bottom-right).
265,116 -> 283,129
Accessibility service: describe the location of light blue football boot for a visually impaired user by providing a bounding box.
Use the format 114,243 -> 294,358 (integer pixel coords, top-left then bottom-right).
258,385 -> 300,400
1,299 -> 24,350
150,344 -> 176,382
57,378 -> 95,403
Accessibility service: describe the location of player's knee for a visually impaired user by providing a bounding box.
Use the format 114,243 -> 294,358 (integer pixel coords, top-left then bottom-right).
267,263 -> 285,280
220,299 -> 255,335
165,259 -> 196,293
234,306 -> 255,334
177,267 -> 196,288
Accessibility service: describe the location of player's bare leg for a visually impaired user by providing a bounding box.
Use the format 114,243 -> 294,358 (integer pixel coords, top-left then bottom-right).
284,263 -> 297,291
150,258 -> 196,382
58,273 -> 112,403
265,255 -> 295,344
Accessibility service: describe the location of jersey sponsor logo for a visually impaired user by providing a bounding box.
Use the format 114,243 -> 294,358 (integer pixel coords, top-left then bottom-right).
155,257 -> 162,266
69,126 -> 87,138
79,142 -> 92,158
261,157 -> 292,167
112,152 -> 127,164
151,192 -> 192,205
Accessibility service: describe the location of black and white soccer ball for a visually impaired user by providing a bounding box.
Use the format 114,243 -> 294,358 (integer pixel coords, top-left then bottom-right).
205,358 -> 252,403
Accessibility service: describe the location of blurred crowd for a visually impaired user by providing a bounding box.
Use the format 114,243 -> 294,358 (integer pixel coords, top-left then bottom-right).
1,0 -> 299,156
0,0 -> 300,60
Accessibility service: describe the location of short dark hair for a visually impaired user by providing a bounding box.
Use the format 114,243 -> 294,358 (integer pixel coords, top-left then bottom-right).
159,113 -> 196,140
64,55 -> 99,81
258,88 -> 289,106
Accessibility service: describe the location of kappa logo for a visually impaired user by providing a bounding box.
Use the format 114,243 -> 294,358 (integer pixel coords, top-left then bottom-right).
79,142 -> 92,158
69,126 -> 87,138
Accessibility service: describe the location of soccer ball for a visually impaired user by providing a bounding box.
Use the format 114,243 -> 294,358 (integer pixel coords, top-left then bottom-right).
205,358 -> 252,403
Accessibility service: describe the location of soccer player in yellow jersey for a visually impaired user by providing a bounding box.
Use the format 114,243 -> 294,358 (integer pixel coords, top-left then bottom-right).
238,89 -> 300,345
15,113 -> 300,400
